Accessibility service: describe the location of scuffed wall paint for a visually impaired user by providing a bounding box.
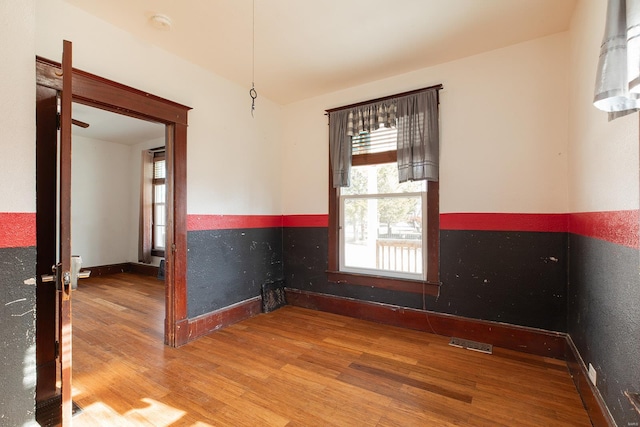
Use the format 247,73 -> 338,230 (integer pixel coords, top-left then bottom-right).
568,235 -> 640,426
283,226 -> 568,332
0,247 -> 37,426
187,228 -> 283,318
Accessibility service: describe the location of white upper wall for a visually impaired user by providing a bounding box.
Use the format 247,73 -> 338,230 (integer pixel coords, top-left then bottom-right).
36,0 -> 284,217
12,0 -> 629,220
282,33 -> 570,215
568,0 -> 639,212
0,0 -> 35,213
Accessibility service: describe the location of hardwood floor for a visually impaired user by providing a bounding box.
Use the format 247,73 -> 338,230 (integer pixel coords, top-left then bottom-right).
70,273 -> 591,426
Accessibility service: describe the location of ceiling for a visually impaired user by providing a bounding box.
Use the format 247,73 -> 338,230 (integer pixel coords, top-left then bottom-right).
64,0 -> 577,105
64,0 -> 576,143
72,103 -> 164,145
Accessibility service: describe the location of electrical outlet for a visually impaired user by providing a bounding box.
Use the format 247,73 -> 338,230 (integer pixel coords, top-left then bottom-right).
588,363 -> 597,386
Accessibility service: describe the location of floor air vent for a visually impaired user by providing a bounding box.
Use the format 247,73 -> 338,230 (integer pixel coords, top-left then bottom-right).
261,280 -> 286,313
449,337 -> 493,354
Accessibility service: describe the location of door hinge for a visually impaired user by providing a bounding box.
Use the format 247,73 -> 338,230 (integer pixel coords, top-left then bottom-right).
55,340 -> 59,358
56,112 -> 61,130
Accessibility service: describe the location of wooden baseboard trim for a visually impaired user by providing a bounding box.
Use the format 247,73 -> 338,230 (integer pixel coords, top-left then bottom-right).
83,262 -> 160,278
566,336 -> 616,427
187,297 -> 262,342
285,288 -> 567,359
129,262 -> 160,277
84,263 -> 131,277
173,318 -> 190,347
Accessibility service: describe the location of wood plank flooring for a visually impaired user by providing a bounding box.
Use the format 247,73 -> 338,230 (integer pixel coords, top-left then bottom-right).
70,273 -> 591,426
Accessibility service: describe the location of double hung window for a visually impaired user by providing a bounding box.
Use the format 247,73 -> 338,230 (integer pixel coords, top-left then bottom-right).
340,128 -> 426,280
327,86 -> 441,293
139,148 -> 166,263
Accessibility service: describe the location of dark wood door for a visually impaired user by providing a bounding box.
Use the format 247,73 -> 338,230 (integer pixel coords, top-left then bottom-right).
35,83 -> 58,408
34,40 -> 74,427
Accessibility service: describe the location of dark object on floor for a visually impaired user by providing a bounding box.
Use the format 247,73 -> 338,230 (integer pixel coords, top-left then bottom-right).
158,259 -> 165,280
449,337 -> 493,354
262,280 -> 286,313
36,395 -> 82,426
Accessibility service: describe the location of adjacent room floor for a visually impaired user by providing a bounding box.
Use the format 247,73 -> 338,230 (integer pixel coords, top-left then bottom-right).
70,273 -> 591,426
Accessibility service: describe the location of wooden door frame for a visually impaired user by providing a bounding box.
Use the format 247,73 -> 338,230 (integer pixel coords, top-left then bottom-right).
36,56 -> 191,347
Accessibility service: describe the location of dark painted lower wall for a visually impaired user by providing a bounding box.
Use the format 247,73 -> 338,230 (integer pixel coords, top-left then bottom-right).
283,227 -> 567,332
568,234 -> 640,426
187,227 -> 283,318
0,246 -> 37,425
437,230 -> 567,331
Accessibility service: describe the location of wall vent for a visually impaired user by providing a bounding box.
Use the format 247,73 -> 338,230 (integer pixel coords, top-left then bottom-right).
261,280 -> 286,313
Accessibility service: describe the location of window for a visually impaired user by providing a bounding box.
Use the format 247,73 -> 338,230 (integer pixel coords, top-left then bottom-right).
341,128 -> 427,280
327,87 -> 441,294
152,153 -> 166,256
139,148 -> 166,263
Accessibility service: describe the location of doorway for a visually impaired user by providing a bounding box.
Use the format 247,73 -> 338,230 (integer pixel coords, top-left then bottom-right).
35,55 -> 191,346
35,55 -> 191,421
71,102 -> 166,274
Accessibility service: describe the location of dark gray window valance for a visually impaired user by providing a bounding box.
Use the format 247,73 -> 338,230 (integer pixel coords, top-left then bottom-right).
328,86 -> 441,188
396,89 -> 439,183
328,109 -> 351,187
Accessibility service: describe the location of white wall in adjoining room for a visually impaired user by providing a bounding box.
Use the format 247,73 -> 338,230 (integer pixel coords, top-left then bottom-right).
71,135 -> 132,268
281,32 -> 570,216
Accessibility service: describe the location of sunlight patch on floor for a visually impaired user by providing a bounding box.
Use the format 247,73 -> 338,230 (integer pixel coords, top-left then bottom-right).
73,397 -> 192,426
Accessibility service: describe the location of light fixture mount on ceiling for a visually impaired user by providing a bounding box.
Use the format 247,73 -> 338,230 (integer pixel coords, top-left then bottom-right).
150,14 -> 172,31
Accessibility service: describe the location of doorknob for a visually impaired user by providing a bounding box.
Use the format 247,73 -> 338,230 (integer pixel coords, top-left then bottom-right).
40,264 -> 59,285
40,263 -> 67,292
40,257 -> 90,290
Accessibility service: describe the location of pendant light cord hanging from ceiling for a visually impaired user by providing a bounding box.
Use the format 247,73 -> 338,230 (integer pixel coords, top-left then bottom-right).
249,0 -> 257,117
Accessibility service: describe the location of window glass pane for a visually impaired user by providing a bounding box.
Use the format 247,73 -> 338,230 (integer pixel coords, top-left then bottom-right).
154,225 -> 165,249
153,183 -> 166,250
341,163 -> 424,196
343,196 -> 423,275
154,183 -> 165,202
340,162 -> 425,278
154,204 -> 165,226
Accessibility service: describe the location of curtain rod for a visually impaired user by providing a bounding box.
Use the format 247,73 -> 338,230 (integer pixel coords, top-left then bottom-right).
325,83 -> 443,114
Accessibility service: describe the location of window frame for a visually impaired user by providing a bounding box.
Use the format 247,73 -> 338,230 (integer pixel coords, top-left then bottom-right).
151,151 -> 166,258
327,117 -> 440,296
